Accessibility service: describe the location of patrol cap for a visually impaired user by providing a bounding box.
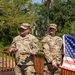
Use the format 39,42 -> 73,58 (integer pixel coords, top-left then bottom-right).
20,23 -> 31,29
48,23 -> 57,30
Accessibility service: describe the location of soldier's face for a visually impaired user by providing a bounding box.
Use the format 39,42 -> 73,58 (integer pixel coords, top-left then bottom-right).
49,28 -> 56,34
20,28 -> 30,36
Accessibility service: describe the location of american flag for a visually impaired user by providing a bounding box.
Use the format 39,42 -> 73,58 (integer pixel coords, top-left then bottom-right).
61,34 -> 75,72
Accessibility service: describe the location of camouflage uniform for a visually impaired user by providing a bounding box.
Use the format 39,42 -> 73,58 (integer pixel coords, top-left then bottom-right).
41,24 -> 63,75
10,23 -> 39,75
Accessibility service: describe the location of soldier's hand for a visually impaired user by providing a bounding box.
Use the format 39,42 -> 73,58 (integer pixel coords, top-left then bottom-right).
12,47 -> 18,53
52,60 -> 57,67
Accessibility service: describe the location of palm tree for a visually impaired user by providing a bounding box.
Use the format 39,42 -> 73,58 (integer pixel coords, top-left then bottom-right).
50,0 -> 54,8
47,0 -> 50,25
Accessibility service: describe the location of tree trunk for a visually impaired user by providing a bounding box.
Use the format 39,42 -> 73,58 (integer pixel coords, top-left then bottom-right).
50,0 -> 54,8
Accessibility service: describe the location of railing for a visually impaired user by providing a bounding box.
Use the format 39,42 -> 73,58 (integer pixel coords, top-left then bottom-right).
0,50 -> 15,71
61,56 -> 75,75
0,50 -> 75,75
61,69 -> 75,75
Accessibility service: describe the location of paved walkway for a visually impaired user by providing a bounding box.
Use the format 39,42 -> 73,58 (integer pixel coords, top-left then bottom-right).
0,71 -> 15,75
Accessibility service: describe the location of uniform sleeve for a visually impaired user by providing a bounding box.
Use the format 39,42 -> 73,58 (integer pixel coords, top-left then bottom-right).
56,37 -> 63,49
30,36 -> 40,54
55,37 -> 63,65
41,38 -> 53,63
10,38 -> 16,52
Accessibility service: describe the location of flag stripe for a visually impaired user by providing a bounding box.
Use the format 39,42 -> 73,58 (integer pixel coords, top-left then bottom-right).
61,66 -> 75,71
63,60 -> 75,65
63,56 -> 75,61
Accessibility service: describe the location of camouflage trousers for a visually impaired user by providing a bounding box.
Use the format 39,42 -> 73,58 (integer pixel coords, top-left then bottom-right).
14,65 -> 36,75
44,63 -> 61,75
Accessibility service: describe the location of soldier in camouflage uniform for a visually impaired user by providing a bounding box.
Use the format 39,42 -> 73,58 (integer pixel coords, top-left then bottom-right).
10,23 -> 39,75
41,24 -> 63,75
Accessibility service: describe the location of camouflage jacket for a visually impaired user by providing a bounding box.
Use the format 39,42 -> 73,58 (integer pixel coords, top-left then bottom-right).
10,34 -> 39,65
41,35 -> 63,65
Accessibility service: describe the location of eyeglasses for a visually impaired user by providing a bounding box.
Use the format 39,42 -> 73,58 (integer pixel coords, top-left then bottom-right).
20,28 -> 27,32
